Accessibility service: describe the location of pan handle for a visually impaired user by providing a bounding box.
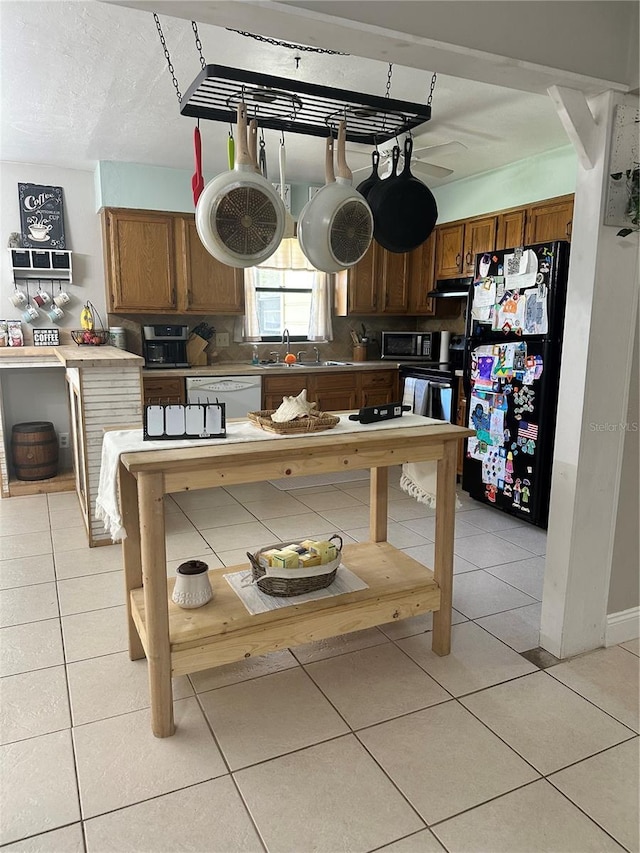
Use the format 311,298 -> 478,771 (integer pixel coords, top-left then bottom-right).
335,121 -> 352,182
248,119 -> 259,172
390,144 -> 401,177
235,103 -> 251,168
371,150 -> 380,172
402,136 -> 413,174
325,135 -> 336,185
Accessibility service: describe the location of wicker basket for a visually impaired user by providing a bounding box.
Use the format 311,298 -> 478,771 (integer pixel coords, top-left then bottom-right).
248,409 -> 339,435
247,534 -> 343,596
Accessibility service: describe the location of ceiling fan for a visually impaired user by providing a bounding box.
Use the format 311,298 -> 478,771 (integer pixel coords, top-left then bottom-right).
349,140 -> 467,180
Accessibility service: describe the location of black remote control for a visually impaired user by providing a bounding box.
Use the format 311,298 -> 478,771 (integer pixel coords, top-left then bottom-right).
348,403 -> 411,424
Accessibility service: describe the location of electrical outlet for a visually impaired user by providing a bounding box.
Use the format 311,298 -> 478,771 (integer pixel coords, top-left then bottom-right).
216,332 -> 230,348
59,432 -> 70,449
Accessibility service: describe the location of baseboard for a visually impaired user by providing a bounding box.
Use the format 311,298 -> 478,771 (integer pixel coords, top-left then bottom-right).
605,606 -> 640,646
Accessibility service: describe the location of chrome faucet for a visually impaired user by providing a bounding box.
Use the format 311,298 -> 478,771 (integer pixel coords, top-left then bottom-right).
313,346 -> 320,364
269,350 -> 281,364
296,350 -> 307,363
281,328 -> 290,352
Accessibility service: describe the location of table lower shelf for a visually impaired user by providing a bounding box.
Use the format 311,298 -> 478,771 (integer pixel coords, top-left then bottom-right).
130,541 -> 440,678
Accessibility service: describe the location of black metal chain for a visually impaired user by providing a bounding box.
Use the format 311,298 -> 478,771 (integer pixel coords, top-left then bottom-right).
385,63 -> 393,98
226,28 -> 347,55
191,21 -> 206,70
153,13 -> 182,103
427,72 -> 437,107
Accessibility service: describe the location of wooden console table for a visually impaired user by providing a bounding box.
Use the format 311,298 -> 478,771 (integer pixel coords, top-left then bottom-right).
118,420 -> 472,737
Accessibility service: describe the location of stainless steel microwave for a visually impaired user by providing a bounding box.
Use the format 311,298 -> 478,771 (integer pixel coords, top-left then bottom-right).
381,331 -> 441,361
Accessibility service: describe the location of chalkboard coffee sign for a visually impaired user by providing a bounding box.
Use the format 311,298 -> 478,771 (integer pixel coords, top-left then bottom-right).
18,183 -> 66,249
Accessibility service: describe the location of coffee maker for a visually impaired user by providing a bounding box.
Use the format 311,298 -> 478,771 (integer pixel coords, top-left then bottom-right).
143,325 -> 190,368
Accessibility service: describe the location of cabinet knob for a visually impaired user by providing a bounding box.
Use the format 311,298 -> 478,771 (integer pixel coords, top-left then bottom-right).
455,253 -> 461,266
566,220 -> 572,238
465,251 -> 472,265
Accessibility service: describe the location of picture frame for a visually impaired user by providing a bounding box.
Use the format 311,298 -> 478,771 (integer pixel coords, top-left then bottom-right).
18,183 -> 66,249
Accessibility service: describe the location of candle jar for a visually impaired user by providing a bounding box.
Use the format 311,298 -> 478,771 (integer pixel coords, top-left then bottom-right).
171,560 -> 213,609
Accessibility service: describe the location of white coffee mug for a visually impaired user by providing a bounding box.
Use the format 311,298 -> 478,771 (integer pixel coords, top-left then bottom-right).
53,290 -> 70,307
47,305 -> 64,322
9,289 -> 27,308
33,289 -> 51,307
22,304 -> 39,323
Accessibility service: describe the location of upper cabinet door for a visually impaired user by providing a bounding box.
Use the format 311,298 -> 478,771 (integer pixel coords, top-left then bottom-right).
379,246 -> 409,313
343,241 -> 379,314
179,217 -> 244,314
407,231 -> 436,315
525,197 -> 574,244
462,216 -> 497,276
104,209 -> 177,312
496,209 -> 527,251
435,223 -> 465,278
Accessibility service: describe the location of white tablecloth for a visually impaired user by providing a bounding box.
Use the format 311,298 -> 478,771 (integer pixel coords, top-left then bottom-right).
95,413 -> 444,541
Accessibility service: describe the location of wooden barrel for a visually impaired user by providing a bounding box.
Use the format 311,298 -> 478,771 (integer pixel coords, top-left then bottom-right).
11,422 -> 59,481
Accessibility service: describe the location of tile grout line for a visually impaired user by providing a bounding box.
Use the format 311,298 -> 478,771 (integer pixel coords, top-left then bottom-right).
190,690 -> 270,853
47,493 -> 88,853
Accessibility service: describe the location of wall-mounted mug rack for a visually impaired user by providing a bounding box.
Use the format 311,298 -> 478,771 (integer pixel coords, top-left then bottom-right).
9,249 -> 73,284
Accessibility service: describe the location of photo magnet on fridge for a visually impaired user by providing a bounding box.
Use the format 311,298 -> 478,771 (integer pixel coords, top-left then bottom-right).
18,183 -> 66,249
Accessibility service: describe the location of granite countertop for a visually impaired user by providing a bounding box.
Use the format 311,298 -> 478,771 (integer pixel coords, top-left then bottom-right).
0,345 -> 144,369
142,360 -> 400,378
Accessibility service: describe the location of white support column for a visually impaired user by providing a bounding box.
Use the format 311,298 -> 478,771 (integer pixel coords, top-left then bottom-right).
541,90 -> 640,658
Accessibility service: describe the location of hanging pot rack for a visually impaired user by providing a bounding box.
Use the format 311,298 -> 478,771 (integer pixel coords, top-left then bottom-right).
180,65 -> 431,145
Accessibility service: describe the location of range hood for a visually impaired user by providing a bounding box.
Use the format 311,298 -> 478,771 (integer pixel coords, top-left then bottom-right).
427,277 -> 473,298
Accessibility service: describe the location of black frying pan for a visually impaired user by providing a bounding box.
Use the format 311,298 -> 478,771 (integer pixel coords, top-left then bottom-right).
356,150 -> 381,199
367,137 -> 438,254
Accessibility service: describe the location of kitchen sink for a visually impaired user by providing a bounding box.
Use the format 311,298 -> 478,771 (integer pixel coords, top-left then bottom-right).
293,360 -> 354,367
257,361 -> 354,368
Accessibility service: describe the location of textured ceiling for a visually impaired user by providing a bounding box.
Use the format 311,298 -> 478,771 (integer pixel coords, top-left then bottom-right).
0,1 -> 572,186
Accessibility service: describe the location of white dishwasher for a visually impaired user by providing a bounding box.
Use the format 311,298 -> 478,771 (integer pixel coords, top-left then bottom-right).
186,375 -> 262,419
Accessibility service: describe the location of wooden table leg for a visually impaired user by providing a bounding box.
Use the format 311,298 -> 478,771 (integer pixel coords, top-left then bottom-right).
432,441 -> 457,656
370,467 -> 388,542
139,471 -> 175,738
119,463 -> 145,661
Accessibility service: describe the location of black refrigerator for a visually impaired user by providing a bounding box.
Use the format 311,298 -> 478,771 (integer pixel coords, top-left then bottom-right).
461,241 -> 570,528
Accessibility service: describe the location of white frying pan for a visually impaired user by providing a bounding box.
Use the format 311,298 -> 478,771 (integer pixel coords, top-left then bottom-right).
195,103 -> 285,268
297,122 -> 373,273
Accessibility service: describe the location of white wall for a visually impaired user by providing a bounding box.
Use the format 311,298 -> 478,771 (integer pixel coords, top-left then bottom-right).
433,146 -> 577,223
1,162 -> 106,463
96,161 -> 318,219
0,161 -> 107,338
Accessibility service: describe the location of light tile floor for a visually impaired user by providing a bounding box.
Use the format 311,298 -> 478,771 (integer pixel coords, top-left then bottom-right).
1,473 -> 638,852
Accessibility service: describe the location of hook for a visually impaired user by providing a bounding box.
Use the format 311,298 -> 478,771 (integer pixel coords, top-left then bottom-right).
228,122 -> 234,140
281,130 -> 285,146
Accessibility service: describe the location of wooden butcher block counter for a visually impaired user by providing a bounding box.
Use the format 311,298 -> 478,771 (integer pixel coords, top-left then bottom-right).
118,419 -> 472,738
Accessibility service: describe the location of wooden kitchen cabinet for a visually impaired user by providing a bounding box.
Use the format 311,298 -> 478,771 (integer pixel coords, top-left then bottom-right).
407,231 -> 436,315
263,368 -> 397,411
262,374 -> 307,411
462,216 -> 497,276
102,208 -> 245,315
435,217 -> 496,279
496,208 -> 527,251
525,195 -> 574,244
309,371 -> 358,412
359,370 -> 398,407
335,241 -> 411,316
102,209 -> 179,312
434,222 -> 465,278
142,376 -> 185,406
176,217 -> 244,314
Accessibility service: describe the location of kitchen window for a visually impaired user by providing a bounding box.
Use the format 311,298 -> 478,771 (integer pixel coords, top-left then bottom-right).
241,238 -> 333,342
